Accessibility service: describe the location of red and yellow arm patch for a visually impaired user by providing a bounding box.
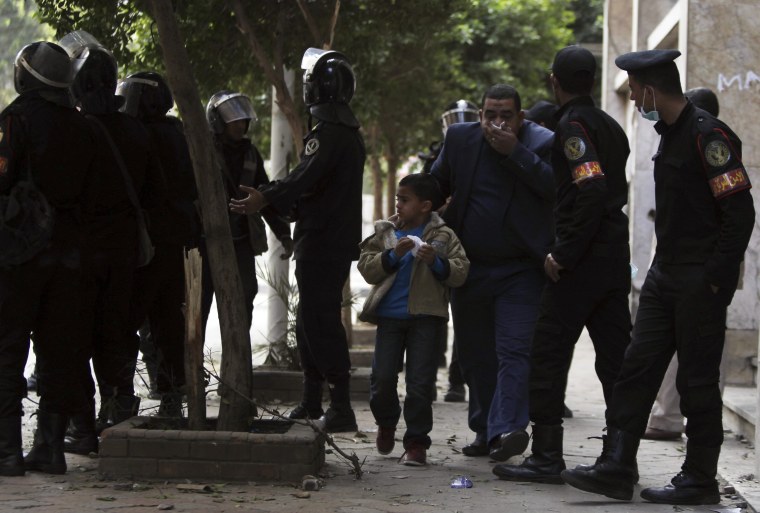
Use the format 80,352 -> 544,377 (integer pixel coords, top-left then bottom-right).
708,168 -> 751,199
572,161 -> 604,185
0,157 -> 7,176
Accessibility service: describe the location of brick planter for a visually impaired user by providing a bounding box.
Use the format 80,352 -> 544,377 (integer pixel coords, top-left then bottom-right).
98,416 -> 324,482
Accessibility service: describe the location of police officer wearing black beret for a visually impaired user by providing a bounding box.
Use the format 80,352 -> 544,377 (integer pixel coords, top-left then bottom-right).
493,45 -> 632,484
562,49 -> 755,505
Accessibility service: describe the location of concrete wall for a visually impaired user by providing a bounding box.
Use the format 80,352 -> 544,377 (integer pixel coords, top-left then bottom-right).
604,0 -> 760,335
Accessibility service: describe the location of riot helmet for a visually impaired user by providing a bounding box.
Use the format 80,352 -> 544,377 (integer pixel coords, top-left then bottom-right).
205,91 -> 256,135
117,71 -> 174,119
13,42 -> 73,102
441,99 -> 479,135
59,30 -> 118,104
301,48 -> 355,106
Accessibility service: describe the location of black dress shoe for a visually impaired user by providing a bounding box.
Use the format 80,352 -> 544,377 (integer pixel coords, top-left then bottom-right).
489,430 -> 530,462
461,433 -> 489,456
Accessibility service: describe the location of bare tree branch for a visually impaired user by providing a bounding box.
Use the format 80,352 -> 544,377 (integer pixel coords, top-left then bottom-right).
296,0 -> 323,46
326,0 -> 340,49
229,0 -> 305,153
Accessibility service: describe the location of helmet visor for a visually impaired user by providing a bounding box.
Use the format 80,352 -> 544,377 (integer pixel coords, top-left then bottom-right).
441,108 -> 479,129
16,43 -> 74,88
59,30 -> 108,59
116,77 -> 157,117
213,93 -> 256,124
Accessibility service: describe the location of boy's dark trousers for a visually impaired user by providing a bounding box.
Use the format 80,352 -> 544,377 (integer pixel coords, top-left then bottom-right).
369,316 -> 443,449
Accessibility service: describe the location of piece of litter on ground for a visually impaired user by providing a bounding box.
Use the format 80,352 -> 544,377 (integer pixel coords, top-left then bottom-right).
176,484 -> 213,493
390,475 -> 410,479
292,491 -> 311,499
157,505 -> 174,511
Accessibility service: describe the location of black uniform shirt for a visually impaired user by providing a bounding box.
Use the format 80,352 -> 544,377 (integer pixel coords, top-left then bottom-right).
0,92 -> 97,248
260,120 -> 365,262
551,95 -> 630,270
652,100 -> 754,288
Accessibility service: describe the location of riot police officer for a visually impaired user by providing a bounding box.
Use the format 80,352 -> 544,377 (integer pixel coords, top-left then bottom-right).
202,90 -> 292,347
58,31 -> 165,449
118,71 -> 202,417
0,41 -> 97,475
230,48 -> 366,433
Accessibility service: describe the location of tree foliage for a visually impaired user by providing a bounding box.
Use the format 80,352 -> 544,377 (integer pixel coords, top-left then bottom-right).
0,0 -> 54,108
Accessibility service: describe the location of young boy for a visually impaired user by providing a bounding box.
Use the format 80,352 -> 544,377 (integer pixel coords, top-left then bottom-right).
358,173 -> 469,466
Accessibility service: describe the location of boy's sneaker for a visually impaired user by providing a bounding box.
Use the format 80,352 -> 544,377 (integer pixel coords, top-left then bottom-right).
376,426 -> 396,455
400,444 -> 427,466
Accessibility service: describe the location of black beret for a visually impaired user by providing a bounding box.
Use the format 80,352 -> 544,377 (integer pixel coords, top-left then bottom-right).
525,101 -> 557,123
552,46 -> 596,81
615,49 -> 681,71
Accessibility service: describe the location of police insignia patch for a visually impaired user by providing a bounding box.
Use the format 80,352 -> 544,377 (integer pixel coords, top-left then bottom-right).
704,140 -> 730,167
564,137 -> 586,161
305,138 -> 320,156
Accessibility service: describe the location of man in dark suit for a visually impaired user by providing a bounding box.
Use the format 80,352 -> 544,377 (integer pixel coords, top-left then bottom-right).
431,83 -> 555,461
493,45 -> 632,485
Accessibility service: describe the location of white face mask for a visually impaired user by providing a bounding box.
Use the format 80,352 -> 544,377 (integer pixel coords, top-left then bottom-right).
638,87 -> 660,122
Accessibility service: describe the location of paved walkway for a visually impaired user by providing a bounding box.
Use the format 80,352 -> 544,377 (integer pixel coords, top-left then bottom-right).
5,331 -> 758,513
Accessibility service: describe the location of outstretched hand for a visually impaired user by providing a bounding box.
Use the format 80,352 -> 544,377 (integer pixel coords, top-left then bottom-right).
544,253 -> 564,282
229,185 -> 268,214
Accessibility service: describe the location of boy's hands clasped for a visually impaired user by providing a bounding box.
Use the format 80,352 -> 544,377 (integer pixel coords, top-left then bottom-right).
394,237 -> 437,265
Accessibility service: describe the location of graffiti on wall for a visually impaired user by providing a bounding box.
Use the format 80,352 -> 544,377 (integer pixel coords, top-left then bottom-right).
717,71 -> 760,92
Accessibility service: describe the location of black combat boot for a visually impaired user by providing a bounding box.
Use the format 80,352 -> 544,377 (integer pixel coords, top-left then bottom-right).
574,429 -> 640,483
288,378 -> 324,420
640,443 -> 721,505
24,410 -> 67,474
561,427 -> 640,501
318,378 -> 357,433
0,416 -> 25,476
493,424 -> 566,484
64,399 -> 99,455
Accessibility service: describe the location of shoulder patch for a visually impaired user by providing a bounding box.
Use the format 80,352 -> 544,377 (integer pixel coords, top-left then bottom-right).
304,138 -> 320,156
704,139 -> 731,167
0,157 -> 8,176
709,168 -> 751,199
564,136 -> 586,161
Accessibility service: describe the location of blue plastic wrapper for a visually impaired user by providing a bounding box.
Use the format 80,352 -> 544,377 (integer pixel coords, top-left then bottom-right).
450,475 -> 473,488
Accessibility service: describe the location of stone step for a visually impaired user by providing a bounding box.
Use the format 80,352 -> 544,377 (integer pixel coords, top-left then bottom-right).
723,384 -> 756,442
252,366 -> 371,404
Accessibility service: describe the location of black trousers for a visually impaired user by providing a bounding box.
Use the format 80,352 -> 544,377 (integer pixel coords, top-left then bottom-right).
85,248 -> 140,400
294,259 -> 352,387
130,243 -> 186,393
0,247 -> 91,417
529,254 -> 631,426
200,238 -> 258,337
608,263 -> 731,447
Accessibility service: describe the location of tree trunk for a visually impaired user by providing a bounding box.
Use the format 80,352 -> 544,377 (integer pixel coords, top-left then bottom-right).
183,247 -> 205,430
149,0 -> 253,431
366,124 -> 384,220
265,68 -> 294,366
385,151 -> 399,220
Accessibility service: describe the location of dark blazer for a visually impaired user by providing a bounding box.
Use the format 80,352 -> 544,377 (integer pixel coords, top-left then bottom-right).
430,120 -> 555,263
